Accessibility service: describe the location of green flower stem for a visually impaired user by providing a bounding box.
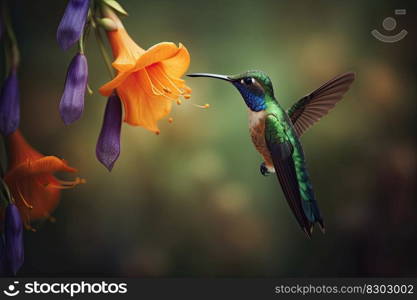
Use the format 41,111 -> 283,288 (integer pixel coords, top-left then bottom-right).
87,83 -> 94,95
1,0 -> 20,70
80,11 -> 94,95
78,27 -> 86,54
90,14 -> 114,78
0,178 -> 12,206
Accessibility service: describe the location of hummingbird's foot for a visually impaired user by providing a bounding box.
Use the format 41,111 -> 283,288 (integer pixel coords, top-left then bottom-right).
260,162 -> 274,176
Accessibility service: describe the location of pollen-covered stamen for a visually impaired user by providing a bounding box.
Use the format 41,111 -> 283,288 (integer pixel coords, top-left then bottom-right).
144,70 -> 180,101
180,100 -> 209,109
150,86 -> 164,96
143,71 -> 164,96
171,78 -> 191,94
150,72 -> 176,96
180,97 -> 209,109
191,103 -> 210,109
151,65 -> 184,95
46,177 -> 86,189
17,185 -> 34,209
161,93 -> 179,101
184,86 -> 192,94
168,117 -> 174,124
178,92 -> 209,109
46,184 -> 76,190
56,177 -> 86,186
149,81 -> 165,96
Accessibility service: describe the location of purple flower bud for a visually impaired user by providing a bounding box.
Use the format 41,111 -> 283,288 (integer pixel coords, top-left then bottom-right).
57,0 -> 90,50
59,53 -> 88,125
96,94 -> 122,171
0,69 -> 20,136
5,203 -> 24,276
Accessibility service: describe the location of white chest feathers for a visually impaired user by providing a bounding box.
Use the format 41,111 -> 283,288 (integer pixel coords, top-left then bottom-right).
248,110 -> 266,129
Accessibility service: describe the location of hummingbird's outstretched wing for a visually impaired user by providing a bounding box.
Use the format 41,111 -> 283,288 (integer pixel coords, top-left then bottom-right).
265,114 -> 320,237
288,72 -> 355,137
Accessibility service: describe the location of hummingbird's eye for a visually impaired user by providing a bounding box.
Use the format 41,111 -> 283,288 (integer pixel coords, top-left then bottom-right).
241,77 -> 255,85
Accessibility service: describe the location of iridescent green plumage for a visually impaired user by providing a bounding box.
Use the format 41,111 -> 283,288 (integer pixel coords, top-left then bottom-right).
188,71 -> 355,237
264,99 -> 323,235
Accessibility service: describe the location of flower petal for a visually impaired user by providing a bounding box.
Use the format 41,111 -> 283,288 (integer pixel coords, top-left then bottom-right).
108,29 -> 145,72
133,42 -> 180,72
56,0 -> 90,50
5,203 -> 24,275
4,131 -> 82,226
6,130 -> 43,168
5,157 -> 77,180
59,53 -> 88,125
11,175 -> 61,223
96,94 -> 122,171
117,69 -> 172,132
99,70 -> 131,96
0,69 -> 19,136
146,63 -> 182,97
160,43 -> 190,78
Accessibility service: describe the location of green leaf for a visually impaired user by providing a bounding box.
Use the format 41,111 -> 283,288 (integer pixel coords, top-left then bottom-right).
102,0 -> 128,16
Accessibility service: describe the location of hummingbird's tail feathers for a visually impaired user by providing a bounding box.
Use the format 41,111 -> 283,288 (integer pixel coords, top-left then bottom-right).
313,204 -> 325,234
265,114 -> 325,237
303,196 -> 325,234
301,200 -> 325,235
303,227 -> 312,239
303,218 -> 324,237
266,140 -> 313,235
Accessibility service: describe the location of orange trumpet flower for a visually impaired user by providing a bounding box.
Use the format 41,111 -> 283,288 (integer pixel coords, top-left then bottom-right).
3,130 -> 85,228
98,10 -> 192,134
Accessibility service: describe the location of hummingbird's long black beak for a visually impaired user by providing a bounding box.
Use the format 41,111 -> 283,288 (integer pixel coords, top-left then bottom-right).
187,73 -> 231,82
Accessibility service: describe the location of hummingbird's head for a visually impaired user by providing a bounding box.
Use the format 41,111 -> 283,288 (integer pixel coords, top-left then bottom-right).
187,70 -> 274,112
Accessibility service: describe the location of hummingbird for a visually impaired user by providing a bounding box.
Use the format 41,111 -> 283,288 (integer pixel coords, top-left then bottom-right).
187,71 -> 355,237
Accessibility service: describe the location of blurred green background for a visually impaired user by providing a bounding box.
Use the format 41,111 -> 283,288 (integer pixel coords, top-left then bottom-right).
1,0 -> 416,276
